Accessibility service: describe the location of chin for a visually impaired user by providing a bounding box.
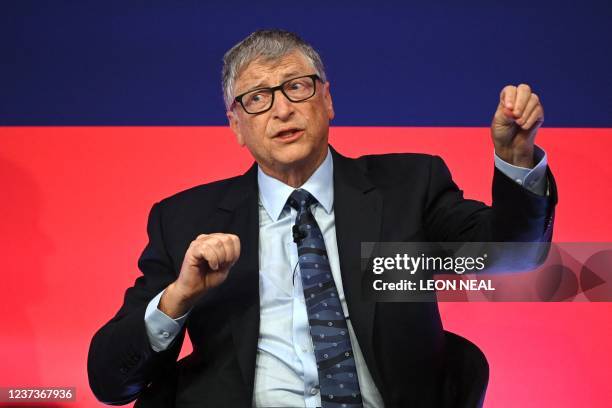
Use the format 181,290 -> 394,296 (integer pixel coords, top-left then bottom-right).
281,144 -> 325,166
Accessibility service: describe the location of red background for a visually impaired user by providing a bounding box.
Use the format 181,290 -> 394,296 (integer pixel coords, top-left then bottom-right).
1,127 -> 611,406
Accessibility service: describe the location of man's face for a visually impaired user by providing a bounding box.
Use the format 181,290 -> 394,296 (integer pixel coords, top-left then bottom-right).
227,51 -> 334,178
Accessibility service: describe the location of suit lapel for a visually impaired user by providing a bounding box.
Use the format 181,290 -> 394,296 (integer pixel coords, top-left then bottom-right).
330,146 -> 385,392
214,163 -> 260,400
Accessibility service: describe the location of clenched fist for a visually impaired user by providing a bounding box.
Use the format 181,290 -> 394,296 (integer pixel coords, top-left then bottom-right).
160,233 -> 240,318
492,84 -> 544,168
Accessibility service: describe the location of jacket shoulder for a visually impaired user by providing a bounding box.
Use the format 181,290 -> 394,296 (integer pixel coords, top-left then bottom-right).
352,152 -> 442,186
357,151 -> 436,166
155,172 -> 249,213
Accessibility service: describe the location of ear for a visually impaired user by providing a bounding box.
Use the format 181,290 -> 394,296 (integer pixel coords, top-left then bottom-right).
321,81 -> 335,120
227,110 -> 245,146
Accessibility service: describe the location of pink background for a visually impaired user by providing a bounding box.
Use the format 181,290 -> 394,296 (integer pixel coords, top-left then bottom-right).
1,126 -> 611,406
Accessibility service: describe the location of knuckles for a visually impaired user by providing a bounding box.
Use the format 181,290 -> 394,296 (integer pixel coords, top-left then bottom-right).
188,233 -> 241,258
501,84 -> 538,99
192,233 -> 239,244
517,83 -> 531,92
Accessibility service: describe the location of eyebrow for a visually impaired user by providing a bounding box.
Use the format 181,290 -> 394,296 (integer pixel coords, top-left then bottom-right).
240,70 -> 304,94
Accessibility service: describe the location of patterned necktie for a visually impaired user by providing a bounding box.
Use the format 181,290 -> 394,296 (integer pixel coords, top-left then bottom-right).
288,189 -> 364,408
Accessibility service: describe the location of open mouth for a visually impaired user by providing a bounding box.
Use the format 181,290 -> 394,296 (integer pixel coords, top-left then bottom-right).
274,128 -> 304,141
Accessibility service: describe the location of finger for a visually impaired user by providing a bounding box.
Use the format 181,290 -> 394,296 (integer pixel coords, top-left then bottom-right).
513,84 -> 532,117
500,85 -> 517,110
194,233 -> 240,267
228,234 -> 241,264
207,233 -> 237,264
211,237 -> 230,266
216,235 -> 236,267
516,93 -> 540,126
199,242 -> 222,270
521,105 -> 544,130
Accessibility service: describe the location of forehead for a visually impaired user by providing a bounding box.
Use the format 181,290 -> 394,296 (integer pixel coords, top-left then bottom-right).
234,51 -> 314,92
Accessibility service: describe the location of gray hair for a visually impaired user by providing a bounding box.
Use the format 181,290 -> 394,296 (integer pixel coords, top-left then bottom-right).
222,29 -> 327,110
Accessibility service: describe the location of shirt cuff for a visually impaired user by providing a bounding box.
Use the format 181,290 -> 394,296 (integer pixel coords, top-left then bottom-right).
494,145 -> 548,196
144,289 -> 190,352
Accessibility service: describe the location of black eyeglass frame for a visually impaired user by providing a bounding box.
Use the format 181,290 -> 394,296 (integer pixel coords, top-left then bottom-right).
233,74 -> 322,114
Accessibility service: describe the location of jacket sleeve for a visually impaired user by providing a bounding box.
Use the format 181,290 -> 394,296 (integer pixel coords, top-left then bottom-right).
423,155 -> 557,244
88,202 -> 185,405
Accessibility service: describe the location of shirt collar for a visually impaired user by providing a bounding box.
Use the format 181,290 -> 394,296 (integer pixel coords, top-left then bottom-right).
258,147 -> 334,221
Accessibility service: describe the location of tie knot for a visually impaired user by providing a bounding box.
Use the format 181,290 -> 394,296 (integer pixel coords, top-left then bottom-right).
287,189 -> 317,212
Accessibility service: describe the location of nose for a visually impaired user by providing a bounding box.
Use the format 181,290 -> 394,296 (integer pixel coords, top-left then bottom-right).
270,89 -> 294,120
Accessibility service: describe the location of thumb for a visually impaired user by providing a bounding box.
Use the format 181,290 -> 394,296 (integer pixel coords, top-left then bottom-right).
494,100 -> 516,127
496,86 -> 521,124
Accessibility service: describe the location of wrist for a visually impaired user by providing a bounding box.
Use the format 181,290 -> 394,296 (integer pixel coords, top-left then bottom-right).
495,145 -> 535,168
159,282 -> 196,318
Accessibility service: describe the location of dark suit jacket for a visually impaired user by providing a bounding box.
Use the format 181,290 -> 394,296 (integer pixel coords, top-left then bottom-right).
88,146 -> 557,407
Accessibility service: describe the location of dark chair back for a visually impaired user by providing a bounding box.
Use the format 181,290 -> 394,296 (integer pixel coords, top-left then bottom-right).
441,330 -> 489,408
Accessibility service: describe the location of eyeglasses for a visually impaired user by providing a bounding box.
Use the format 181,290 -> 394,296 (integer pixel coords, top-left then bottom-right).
233,74 -> 321,114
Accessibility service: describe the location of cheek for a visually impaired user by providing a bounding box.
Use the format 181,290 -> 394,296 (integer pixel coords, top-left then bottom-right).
309,111 -> 329,135
241,122 -> 264,145
243,127 -> 271,155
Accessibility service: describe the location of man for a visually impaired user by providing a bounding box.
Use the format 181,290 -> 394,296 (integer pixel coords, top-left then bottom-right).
88,30 -> 556,407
